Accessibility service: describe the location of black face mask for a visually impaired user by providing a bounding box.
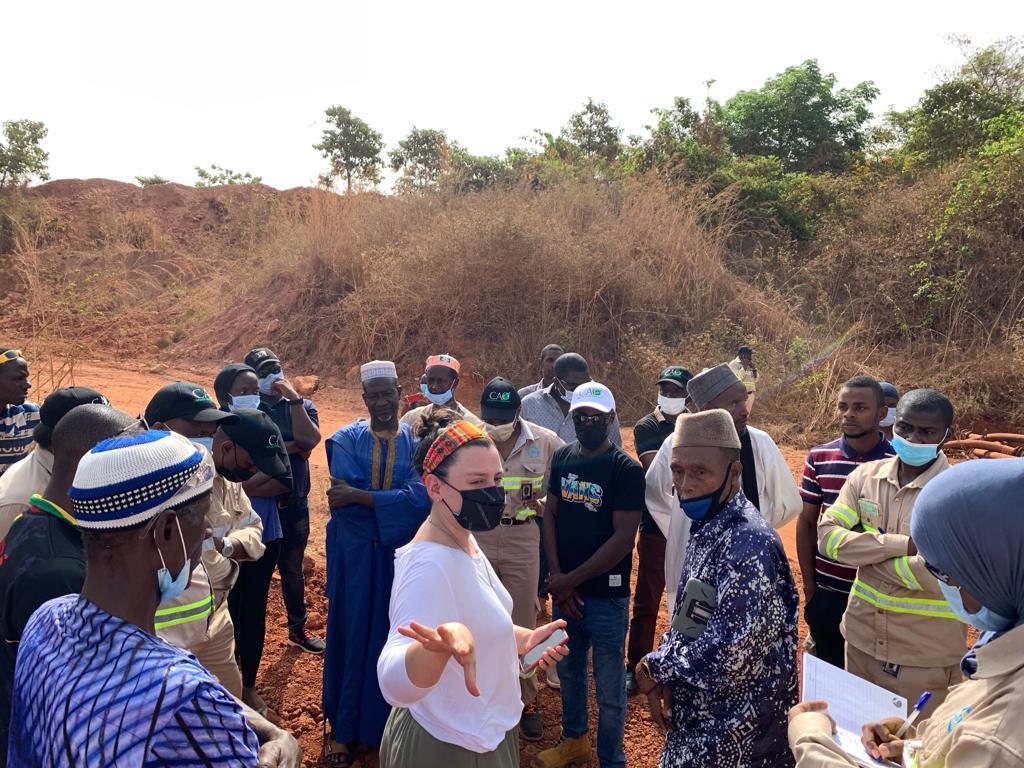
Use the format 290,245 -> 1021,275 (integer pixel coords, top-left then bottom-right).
574,421 -> 609,451
441,480 -> 507,531
219,445 -> 255,483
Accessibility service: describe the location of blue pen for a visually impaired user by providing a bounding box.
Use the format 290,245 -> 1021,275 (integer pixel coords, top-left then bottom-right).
895,691 -> 932,738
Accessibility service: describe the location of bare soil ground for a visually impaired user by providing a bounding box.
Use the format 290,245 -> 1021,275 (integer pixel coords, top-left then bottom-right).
67,361 -> 810,768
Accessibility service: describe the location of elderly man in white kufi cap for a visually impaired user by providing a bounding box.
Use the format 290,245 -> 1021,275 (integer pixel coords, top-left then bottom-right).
634,409 -> 799,768
645,363 -> 801,611
321,361 -> 432,763
7,429 -> 299,766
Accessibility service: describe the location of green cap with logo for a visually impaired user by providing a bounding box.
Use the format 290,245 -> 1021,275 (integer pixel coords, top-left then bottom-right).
221,408 -> 291,480
480,377 -> 521,420
657,366 -> 693,388
144,382 -> 239,426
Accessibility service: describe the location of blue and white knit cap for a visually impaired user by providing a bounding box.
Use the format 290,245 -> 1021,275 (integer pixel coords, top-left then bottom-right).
70,429 -> 216,530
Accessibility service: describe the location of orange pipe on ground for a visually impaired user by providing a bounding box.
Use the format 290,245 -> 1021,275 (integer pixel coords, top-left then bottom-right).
946,440 -> 1017,455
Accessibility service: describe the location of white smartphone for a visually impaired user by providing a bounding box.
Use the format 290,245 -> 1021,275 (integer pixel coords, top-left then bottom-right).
520,628 -> 568,673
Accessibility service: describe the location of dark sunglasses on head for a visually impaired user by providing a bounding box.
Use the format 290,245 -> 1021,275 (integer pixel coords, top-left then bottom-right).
924,561 -> 953,586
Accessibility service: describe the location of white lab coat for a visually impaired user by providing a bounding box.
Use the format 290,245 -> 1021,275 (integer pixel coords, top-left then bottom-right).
646,425 -> 801,611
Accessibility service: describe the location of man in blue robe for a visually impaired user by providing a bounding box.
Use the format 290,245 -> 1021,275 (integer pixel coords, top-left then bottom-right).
322,360 -> 430,766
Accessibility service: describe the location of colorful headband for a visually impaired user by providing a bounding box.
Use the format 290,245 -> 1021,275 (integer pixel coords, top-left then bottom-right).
422,420 -> 487,475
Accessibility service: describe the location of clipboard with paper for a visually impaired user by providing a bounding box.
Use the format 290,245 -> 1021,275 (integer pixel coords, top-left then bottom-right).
801,653 -> 907,768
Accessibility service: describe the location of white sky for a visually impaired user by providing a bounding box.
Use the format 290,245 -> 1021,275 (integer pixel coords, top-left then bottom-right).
7,0 -> 1023,190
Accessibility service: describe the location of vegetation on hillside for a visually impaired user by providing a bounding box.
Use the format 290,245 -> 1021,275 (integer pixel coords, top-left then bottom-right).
1,36 -> 1021,437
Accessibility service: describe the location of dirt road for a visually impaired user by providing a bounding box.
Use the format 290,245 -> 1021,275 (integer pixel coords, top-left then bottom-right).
65,362 -> 810,767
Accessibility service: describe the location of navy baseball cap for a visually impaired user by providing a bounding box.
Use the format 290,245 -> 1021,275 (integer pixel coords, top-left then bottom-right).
657,366 -> 693,387
221,408 -> 291,480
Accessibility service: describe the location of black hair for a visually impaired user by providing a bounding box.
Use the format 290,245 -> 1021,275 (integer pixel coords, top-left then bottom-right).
842,375 -> 884,407
213,363 -> 257,409
52,405 -> 138,460
412,409 -> 491,479
540,343 -> 565,359
898,389 -> 954,429
553,353 -> 589,378
738,345 -> 753,355
722,447 -> 741,463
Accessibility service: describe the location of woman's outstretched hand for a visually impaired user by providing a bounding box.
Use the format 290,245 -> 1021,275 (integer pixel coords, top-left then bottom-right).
398,621 -> 480,696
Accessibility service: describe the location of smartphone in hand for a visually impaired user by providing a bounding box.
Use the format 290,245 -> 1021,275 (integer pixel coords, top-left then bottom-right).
520,628 -> 568,674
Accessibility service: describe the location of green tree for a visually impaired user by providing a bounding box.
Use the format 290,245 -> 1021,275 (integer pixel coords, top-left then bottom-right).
389,128 -> 454,191
894,38 -> 1023,167
628,96 -> 732,183
194,165 -> 262,187
135,175 -> 170,187
723,60 -> 878,173
448,149 -> 513,192
0,120 -> 49,188
313,106 -> 385,193
560,98 -> 622,162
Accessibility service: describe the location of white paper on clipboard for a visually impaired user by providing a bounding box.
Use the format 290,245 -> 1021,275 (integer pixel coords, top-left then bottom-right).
801,653 -> 907,767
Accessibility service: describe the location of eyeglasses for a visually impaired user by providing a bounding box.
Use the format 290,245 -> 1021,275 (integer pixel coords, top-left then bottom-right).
572,413 -> 608,427
0,349 -> 23,365
924,561 -> 953,586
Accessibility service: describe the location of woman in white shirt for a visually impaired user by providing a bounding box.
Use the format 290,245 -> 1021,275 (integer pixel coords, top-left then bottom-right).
377,416 -> 568,768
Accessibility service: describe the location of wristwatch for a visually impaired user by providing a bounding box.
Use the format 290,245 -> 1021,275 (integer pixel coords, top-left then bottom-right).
286,398 -> 304,406
221,538 -> 235,559
635,658 -> 657,693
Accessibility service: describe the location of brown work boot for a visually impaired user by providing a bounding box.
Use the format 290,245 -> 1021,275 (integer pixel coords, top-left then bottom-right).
532,734 -> 592,767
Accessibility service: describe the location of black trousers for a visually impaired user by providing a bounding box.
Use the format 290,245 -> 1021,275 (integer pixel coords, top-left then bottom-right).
278,500 -> 310,631
804,587 -> 850,669
229,538 -> 283,688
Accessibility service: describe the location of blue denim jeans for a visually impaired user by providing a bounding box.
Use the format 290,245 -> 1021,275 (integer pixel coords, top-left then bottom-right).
554,596 -> 629,768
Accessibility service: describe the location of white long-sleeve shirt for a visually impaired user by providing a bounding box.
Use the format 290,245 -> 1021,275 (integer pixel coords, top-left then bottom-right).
377,539 -> 522,753
646,425 -> 801,610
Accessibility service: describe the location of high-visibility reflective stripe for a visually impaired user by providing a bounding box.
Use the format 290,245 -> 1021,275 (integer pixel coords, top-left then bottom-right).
825,529 -> 849,561
154,594 -> 214,630
501,476 -> 544,488
895,556 -> 923,591
826,502 -> 858,528
851,579 -> 957,619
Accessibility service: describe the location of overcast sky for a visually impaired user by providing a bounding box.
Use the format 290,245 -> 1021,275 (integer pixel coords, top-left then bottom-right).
7,0 -> 1022,190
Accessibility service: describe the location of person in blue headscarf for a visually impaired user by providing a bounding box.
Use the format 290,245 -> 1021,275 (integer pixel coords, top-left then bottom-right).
789,458 -> 1024,767
321,361 -> 430,767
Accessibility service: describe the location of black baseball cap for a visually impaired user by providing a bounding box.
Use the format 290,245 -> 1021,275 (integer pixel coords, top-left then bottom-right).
221,408 -> 291,479
39,386 -> 109,429
480,377 -> 521,421
145,382 -> 239,426
244,347 -> 281,373
657,366 -> 693,387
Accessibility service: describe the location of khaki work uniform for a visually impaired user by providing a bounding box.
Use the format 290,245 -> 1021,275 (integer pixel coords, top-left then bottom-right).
789,622 -> 1024,767
818,454 -> 966,717
157,475 -> 265,697
474,420 -> 562,705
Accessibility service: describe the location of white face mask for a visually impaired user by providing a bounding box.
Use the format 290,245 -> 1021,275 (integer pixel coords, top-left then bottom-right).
484,420 -> 517,442
880,406 -> 897,428
658,394 -> 688,417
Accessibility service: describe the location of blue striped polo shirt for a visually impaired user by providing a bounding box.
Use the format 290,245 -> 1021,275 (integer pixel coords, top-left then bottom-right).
9,594 -> 259,766
0,403 -> 39,477
800,434 -> 894,593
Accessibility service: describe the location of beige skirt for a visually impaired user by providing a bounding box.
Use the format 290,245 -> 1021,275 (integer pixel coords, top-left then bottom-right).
379,707 -> 518,768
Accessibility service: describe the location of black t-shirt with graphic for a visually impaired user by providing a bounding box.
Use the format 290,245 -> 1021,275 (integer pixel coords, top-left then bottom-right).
548,443 -> 646,598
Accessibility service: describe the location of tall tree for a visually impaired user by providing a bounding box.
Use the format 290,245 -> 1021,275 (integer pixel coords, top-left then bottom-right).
560,98 -> 622,162
723,60 -> 878,173
389,128 -> 454,191
314,106 -> 385,193
0,120 -> 49,188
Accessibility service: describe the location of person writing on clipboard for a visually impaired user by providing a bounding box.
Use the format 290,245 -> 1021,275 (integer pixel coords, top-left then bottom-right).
634,409 -> 799,767
789,458 -> 1024,767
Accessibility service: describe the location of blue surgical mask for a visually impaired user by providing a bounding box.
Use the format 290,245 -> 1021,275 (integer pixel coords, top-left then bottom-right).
420,383 -> 454,406
155,517 -> 191,603
678,466 -> 734,522
879,407 -> 897,428
937,581 -> 1016,633
258,371 -> 284,395
892,432 -> 946,467
191,437 -> 214,452
230,394 -> 262,411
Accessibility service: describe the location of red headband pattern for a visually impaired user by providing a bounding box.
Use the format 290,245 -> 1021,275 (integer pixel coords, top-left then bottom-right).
422,420 -> 487,475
